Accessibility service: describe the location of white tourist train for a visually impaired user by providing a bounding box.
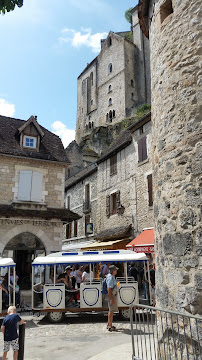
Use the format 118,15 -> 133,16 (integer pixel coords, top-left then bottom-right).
0,251 -> 150,323
31,250 -> 148,323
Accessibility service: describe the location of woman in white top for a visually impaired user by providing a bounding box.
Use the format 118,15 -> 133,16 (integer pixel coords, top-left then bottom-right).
82,264 -> 94,282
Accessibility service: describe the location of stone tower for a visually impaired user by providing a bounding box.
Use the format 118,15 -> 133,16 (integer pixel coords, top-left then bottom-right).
138,0 -> 202,315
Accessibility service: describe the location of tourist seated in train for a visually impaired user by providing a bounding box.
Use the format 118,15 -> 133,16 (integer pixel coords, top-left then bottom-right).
82,265 -> 94,282
56,266 -> 78,307
75,264 -> 82,289
70,265 -> 76,289
0,275 -> 9,309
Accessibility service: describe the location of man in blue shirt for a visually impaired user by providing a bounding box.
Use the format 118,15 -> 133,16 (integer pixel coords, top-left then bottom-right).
106,265 -> 118,331
1,306 -> 26,360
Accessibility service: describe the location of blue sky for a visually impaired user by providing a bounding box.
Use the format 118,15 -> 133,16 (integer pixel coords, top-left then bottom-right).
0,0 -> 137,147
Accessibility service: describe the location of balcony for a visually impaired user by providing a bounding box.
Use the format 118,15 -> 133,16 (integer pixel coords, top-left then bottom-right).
83,200 -> 91,213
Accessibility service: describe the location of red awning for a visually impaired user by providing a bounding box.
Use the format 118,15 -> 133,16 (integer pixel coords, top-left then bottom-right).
126,229 -> 155,253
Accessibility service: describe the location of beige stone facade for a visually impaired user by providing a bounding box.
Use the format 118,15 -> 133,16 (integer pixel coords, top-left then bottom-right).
0,115 -> 79,288
139,0 -> 202,315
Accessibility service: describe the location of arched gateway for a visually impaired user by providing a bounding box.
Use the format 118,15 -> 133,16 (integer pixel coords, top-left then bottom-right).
3,232 -> 46,289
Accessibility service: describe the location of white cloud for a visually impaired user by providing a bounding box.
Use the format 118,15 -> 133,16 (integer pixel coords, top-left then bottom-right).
59,27 -> 108,54
51,121 -> 75,148
0,99 -> 15,117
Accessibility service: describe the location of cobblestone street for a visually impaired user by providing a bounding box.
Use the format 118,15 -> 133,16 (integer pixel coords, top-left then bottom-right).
0,313 -> 133,360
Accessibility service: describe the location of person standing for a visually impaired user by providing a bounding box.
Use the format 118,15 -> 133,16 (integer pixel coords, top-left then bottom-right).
106,265 -> 119,332
1,306 -> 26,360
128,263 -> 139,281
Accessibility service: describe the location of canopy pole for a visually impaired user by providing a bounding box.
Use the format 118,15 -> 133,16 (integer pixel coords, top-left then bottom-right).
31,266 -> 34,309
90,263 -> 92,284
54,265 -> 56,285
143,261 -> 147,300
124,263 -> 128,283
13,266 -> 15,307
8,267 -> 11,307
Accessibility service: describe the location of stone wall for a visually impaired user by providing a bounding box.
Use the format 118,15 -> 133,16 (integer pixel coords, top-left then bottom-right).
64,170 -> 97,245
148,0 -> 202,315
0,155 -> 65,208
96,120 -> 153,235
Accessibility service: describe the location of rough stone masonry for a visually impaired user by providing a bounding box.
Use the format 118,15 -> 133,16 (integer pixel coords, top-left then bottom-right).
140,0 -> 202,315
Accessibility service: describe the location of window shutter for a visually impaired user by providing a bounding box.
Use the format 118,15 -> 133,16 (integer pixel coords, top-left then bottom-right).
138,139 -> 143,162
31,172 -> 43,202
18,170 -> 32,201
142,136 -> 147,161
106,195 -> 110,217
147,174 -> 153,206
116,191 -> 121,212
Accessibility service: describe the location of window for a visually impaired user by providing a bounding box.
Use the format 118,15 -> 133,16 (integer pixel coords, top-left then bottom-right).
113,110 -> 115,118
147,174 -> 153,207
89,122 -> 91,129
106,113 -> 109,122
85,215 -> 90,235
139,126 -> 144,135
67,195 -> 70,209
131,92 -> 134,100
92,121 -> 94,128
90,72 -> 93,86
74,220 -> 78,237
138,136 -> 147,162
106,191 -> 121,217
18,170 -> 43,202
108,85 -> 112,93
131,79 -> 134,87
67,169 -> 70,177
108,37 -> 112,47
66,223 -> 72,239
89,115 -> 91,121
23,135 -> 37,149
160,0 -> 173,24
91,99 -> 93,105
86,124 -> 88,131
109,110 -> 112,122
108,63 -> 112,73
82,108 -> 83,113
82,80 -> 85,95
110,154 -> 117,176
109,98 -> 112,106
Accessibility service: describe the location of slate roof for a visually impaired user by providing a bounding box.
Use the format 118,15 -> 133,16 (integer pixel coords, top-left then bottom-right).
0,204 -> 81,222
95,224 -> 132,241
65,163 -> 97,190
0,115 -> 69,163
97,129 -> 132,164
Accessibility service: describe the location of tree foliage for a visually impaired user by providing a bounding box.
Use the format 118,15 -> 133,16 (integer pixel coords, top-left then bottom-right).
125,7 -> 133,24
0,0 -> 23,14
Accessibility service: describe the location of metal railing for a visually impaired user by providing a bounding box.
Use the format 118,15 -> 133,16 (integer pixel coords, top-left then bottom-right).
130,304 -> 202,360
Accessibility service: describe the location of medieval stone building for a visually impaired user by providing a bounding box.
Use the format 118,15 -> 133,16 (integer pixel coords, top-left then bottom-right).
75,6 -> 150,147
138,0 -> 202,316
64,113 -> 153,251
0,115 -> 79,288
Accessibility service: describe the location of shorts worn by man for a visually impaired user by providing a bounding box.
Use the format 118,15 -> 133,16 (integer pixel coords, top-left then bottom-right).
106,265 -> 118,332
1,306 -> 26,360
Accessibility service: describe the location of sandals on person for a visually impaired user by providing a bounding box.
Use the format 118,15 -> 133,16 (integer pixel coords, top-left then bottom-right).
107,325 -> 117,331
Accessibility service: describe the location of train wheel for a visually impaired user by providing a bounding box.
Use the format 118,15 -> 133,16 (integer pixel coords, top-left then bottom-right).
47,311 -> 65,323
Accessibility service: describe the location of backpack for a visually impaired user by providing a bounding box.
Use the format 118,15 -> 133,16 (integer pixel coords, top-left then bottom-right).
101,278 -> 108,295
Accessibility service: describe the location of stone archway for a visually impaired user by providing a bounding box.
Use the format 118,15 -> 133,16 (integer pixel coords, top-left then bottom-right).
3,230 -> 47,290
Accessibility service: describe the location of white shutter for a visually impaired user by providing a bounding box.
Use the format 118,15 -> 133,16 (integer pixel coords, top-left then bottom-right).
18,170 -> 32,201
31,172 -> 43,202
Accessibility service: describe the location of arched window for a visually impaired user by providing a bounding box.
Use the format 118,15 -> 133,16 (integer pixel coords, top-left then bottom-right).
108,37 -> 112,47
109,111 -> 112,122
92,121 -> 94,128
108,84 -> 112,93
113,110 -> 115,118
106,113 -> 109,122
90,72 -> 93,86
89,122 -> 91,129
108,63 -> 112,73
131,92 -> 134,100
131,79 -> 134,87
109,98 -> 112,106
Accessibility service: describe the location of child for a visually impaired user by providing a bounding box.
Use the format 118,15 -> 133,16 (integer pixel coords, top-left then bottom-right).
1,306 -> 26,360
